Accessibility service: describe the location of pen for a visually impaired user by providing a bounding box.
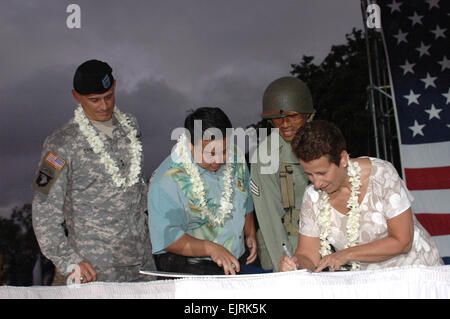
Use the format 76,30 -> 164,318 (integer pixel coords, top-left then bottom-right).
282,243 -> 298,270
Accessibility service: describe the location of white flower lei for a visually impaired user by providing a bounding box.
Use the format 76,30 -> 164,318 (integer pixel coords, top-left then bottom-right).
74,105 -> 142,188
318,158 -> 362,270
174,133 -> 234,227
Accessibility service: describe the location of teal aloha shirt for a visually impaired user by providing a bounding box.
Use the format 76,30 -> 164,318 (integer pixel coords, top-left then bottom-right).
148,143 -> 253,260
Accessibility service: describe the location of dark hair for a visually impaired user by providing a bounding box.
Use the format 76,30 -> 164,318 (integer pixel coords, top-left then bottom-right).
184,107 -> 232,145
291,120 -> 346,166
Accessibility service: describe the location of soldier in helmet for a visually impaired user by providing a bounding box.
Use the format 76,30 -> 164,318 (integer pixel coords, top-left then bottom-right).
250,76 -> 315,271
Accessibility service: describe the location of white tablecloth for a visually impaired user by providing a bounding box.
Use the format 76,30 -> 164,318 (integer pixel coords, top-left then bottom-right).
1,265 -> 450,299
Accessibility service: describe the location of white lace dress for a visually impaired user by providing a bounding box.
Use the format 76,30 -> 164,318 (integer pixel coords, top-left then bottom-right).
299,157 -> 443,270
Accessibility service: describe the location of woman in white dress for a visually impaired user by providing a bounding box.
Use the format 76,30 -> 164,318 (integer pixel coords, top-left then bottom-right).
279,120 -> 443,272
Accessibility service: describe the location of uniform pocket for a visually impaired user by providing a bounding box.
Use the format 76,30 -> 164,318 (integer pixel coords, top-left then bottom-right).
69,153 -> 103,191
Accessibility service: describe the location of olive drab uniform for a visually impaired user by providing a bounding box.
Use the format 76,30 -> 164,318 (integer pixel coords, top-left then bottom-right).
252,76 -> 315,271
31,112 -> 156,282
250,131 -> 309,271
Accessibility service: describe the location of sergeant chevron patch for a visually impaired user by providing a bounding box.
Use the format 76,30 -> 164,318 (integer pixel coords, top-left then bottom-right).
250,179 -> 260,197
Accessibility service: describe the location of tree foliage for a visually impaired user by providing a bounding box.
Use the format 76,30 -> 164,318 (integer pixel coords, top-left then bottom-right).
290,28 -> 375,158
0,204 -> 41,286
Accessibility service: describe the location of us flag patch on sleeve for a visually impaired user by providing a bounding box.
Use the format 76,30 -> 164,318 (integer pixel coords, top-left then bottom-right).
44,152 -> 66,170
250,179 -> 260,197
32,151 -> 66,195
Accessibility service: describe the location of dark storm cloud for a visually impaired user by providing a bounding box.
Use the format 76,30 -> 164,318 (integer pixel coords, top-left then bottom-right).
117,78 -> 193,175
0,0 -> 363,216
0,65 -> 73,216
0,0 -> 363,91
0,66 -> 193,215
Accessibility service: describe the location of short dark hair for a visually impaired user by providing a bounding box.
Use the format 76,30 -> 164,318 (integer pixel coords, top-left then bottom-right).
291,120 -> 346,166
184,107 -> 232,145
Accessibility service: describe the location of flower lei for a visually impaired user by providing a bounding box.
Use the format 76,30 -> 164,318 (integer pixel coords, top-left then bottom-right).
318,158 -> 362,270
74,105 -> 142,188
174,133 -> 235,227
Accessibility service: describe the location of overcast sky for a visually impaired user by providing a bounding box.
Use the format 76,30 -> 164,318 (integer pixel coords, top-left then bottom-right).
0,0 -> 363,218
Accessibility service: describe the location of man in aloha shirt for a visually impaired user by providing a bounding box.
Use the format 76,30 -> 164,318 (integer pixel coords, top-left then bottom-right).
148,107 -> 257,275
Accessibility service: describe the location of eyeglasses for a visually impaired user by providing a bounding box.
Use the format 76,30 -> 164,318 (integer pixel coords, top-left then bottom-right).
271,114 -> 309,126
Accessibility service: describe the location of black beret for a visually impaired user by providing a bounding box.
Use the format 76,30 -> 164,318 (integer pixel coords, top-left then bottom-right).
73,59 -> 114,95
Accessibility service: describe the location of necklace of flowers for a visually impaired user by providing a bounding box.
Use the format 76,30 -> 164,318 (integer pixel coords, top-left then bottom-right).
318,158 -> 362,270
174,133 -> 235,227
74,105 -> 142,188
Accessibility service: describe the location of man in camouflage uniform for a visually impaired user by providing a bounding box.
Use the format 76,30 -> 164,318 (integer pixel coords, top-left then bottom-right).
32,60 -> 155,283
250,77 -> 315,271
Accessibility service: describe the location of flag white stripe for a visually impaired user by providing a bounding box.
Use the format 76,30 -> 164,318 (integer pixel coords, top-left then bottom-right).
401,141 -> 450,169
433,235 -> 450,257
410,189 -> 450,214
378,2 -> 450,262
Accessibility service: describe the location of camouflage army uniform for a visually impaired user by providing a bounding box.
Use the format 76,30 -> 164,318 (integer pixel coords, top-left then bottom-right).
32,110 -> 155,282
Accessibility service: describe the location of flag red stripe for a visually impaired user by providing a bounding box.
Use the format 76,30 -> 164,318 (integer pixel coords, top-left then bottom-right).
404,166 -> 450,190
415,213 -> 450,236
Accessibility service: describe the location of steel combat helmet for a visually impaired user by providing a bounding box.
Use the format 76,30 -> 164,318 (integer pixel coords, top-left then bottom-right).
261,76 -> 316,119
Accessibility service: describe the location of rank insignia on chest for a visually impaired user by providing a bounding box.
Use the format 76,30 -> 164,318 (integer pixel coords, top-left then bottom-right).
32,151 -> 66,195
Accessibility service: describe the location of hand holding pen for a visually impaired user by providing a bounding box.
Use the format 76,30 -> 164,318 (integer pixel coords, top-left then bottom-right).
281,243 -> 298,271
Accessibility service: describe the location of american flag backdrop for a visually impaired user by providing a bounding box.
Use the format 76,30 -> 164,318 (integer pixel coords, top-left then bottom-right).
377,0 -> 450,263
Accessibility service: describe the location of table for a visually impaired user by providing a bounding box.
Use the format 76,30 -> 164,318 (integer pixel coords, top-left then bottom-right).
1,265 -> 450,299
